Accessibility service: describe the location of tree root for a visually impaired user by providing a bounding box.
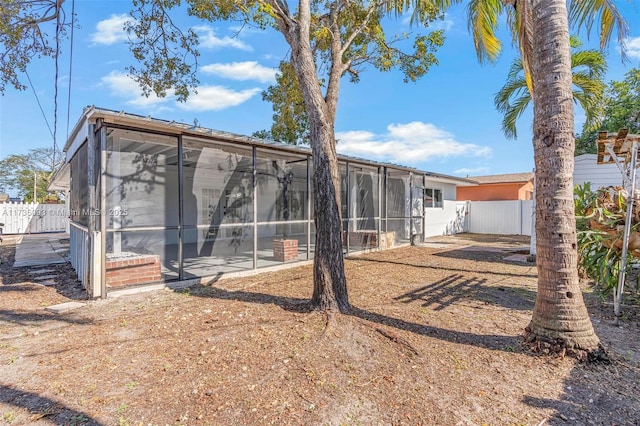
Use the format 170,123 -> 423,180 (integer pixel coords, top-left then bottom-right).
319,312 -> 337,340
375,327 -> 420,356
523,330 -> 610,364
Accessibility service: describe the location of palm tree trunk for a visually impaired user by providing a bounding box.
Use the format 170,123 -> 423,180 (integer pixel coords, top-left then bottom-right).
526,0 -> 600,351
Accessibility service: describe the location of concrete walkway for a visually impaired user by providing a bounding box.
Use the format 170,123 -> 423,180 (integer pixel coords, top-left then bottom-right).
13,232 -> 70,267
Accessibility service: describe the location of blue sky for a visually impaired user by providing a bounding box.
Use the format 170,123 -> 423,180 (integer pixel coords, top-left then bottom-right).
1,1 -> 639,185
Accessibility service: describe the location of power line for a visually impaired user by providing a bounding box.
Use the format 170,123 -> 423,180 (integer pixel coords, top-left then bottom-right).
65,0 -> 76,143
52,1 -> 62,169
25,70 -> 54,140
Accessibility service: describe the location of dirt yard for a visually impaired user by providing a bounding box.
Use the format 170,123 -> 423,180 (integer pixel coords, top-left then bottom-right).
1,233 -> 639,426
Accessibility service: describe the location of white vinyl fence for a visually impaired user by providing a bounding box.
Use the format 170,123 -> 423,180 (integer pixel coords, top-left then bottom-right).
465,200 -> 534,236
0,202 -> 69,234
69,222 -> 90,286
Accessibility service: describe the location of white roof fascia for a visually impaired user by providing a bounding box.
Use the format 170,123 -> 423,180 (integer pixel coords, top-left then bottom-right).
425,174 -> 478,187
65,121 -> 90,163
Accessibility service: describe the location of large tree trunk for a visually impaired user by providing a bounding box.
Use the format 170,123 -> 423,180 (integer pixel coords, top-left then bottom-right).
526,0 -> 600,352
308,117 -> 350,313
279,0 -> 350,313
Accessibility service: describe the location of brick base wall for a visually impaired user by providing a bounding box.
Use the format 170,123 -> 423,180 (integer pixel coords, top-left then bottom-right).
273,239 -> 299,262
343,231 -> 395,249
106,254 -> 162,287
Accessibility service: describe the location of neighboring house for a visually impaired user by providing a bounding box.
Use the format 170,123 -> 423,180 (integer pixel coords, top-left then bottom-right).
0,194 -> 9,203
456,172 -> 534,201
52,106 -> 477,298
574,153 -> 623,189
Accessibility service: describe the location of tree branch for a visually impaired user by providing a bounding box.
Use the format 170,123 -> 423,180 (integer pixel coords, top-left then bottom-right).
339,0 -> 385,58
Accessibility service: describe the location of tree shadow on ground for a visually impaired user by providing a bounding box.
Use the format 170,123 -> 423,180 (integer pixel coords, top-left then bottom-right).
522,358 -> 640,425
433,247 -> 533,265
430,233 -> 531,245
0,284 -> 42,293
182,284 -> 524,354
392,273 -> 536,311
0,384 -> 103,425
0,309 -> 92,328
352,256 -> 537,279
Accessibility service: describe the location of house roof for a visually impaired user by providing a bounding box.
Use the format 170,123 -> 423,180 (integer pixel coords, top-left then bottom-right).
63,106 -> 479,187
470,172 -> 534,185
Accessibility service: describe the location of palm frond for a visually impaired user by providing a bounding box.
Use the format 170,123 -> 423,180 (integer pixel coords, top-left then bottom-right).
494,76 -> 529,114
506,57 -> 524,80
568,0 -> 630,60
466,0 -> 503,63
500,93 -> 531,140
504,0 -> 534,94
571,49 -> 607,78
494,33 -> 607,140
572,71 -> 606,96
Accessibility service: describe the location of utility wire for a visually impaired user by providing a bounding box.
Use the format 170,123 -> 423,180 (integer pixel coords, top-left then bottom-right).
65,0 -> 76,143
25,70 -> 54,140
52,1 -> 62,170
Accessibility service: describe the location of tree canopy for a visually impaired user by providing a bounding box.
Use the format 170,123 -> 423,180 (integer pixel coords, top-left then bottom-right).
252,61 -> 310,145
0,0 -> 69,93
576,68 -> 640,155
0,147 -> 63,202
124,0 -> 445,110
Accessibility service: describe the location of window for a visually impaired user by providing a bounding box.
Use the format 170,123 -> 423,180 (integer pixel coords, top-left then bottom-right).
425,188 -> 443,208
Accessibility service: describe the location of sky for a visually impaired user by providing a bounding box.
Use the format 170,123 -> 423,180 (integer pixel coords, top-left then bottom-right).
1,0 -> 639,191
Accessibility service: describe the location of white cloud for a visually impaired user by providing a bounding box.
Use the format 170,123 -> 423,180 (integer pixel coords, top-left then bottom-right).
453,167 -> 490,176
101,72 -> 260,111
194,26 -> 252,51
336,122 -> 492,165
627,36 -> 640,60
177,85 -> 261,111
100,71 -> 170,107
201,61 -> 277,83
91,14 -> 132,45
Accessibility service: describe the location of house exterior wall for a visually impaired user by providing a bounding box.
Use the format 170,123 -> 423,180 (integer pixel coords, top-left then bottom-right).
456,182 -> 533,201
518,182 -> 534,200
421,181 -> 459,237
424,179 -> 457,200
425,200 -> 467,237
574,154 -> 622,189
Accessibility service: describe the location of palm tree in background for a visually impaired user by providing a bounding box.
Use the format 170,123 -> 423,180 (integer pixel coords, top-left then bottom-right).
431,0 -> 628,354
495,36 -> 607,140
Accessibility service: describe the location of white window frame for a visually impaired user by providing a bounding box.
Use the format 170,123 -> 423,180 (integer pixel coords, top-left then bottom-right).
425,187 -> 443,208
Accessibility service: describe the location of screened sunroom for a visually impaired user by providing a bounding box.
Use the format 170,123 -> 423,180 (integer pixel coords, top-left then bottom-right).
53,107 -> 476,298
